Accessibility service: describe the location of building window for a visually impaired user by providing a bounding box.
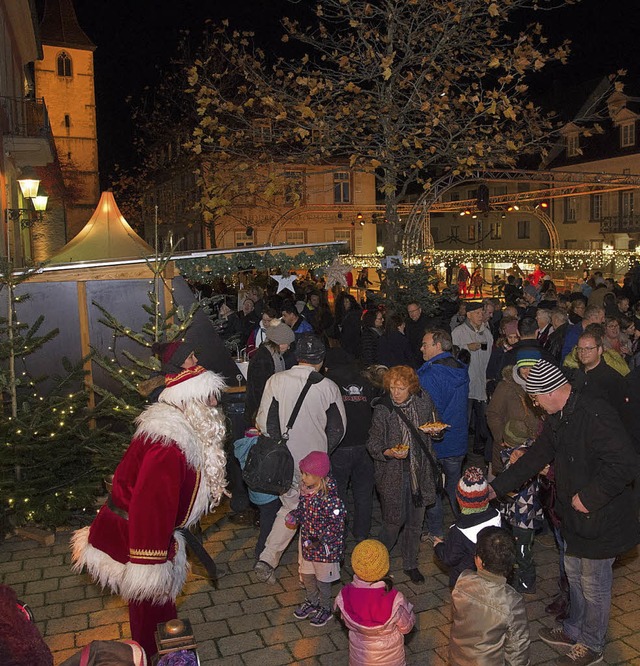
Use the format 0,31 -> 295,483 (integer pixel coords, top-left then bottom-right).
64,114 -> 71,128
430,227 -> 439,243
621,191 -> 634,218
286,230 -> 306,244
490,221 -> 502,239
333,172 -> 350,204
517,220 -> 530,239
333,229 -> 353,252
590,240 -> 603,250
493,185 -> 507,196
564,197 -> 577,223
467,224 -> 476,241
234,229 -> 254,247
621,122 -> 636,148
451,225 -> 460,239
284,170 -> 304,205
590,194 -> 602,221
252,120 -> 272,143
450,192 -> 460,202
566,134 -> 579,157
57,52 -> 72,77
564,239 -> 577,249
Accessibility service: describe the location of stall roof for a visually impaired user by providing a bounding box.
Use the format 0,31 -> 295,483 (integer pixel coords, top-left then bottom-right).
48,191 -> 154,264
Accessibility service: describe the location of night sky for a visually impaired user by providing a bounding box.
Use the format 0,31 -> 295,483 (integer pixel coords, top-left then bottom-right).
50,0 -> 640,186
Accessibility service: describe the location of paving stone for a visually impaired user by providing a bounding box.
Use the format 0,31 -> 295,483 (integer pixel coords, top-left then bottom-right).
179,591 -> 214,611
89,606 -> 130,627
47,613 -> 89,634
259,622 -> 303,645
290,634 -> 336,660
64,597 -> 104,615
217,630 -> 263,656
25,577 -> 59,594
47,586 -> 88,604
604,638 -> 640,663
228,612 -> 271,635
44,631 -> 75,652
3,567 -> 44,584
203,601 -> 244,622
74,624 -> 122,644
51,647 -> 79,664
241,596 -> 280,614
241,645 -> 294,666
193,620 -> 229,641
0,559 -> 23,574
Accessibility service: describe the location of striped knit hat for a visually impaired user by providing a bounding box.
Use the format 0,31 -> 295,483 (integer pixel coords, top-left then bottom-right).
525,359 -> 568,395
456,467 -> 489,513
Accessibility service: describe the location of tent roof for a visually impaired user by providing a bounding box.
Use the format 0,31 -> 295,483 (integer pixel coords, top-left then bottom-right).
48,191 -> 154,264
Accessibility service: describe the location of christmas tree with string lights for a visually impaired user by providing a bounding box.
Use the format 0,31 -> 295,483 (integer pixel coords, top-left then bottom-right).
0,260 -> 110,536
90,249 -> 199,469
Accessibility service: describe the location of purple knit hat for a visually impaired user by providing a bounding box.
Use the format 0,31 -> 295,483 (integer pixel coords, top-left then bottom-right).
299,451 -> 330,477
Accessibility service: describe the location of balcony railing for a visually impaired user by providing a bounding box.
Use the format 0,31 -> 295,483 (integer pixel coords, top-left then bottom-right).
600,215 -> 640,234
0,96 -> 50,138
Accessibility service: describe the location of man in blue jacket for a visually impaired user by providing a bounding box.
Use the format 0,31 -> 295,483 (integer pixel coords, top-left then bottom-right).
417,329 -> 470,543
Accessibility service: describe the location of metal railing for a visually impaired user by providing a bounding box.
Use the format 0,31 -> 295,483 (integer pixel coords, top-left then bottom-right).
0,96 -> 50,138
600,215 -> 640,234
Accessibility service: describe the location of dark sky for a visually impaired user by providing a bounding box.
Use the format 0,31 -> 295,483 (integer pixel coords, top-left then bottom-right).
53,0 -> 640,186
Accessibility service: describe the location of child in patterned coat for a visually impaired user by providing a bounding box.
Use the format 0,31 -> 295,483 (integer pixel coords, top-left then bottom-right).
285,451 -> 346,627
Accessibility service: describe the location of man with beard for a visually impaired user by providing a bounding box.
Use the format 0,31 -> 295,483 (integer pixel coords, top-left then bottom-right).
71,357 -> 228,659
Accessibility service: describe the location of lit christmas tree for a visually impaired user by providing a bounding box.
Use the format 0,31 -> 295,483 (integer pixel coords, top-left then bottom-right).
0,259 -> 109,536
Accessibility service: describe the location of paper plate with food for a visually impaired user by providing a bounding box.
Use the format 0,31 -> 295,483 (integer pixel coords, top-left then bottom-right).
419,420 -> 450,435
390,443 -> 410,458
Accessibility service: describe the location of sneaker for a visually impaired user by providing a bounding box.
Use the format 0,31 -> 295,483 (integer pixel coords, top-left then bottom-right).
254,560 -> 276,584
538,626 -> 576,648
556,643 -> 603,666
293,600 -> 319,620
420,533 -> 438,545
309,606 -> 333,627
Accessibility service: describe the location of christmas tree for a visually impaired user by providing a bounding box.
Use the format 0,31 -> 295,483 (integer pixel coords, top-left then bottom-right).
0,259 -> 110,536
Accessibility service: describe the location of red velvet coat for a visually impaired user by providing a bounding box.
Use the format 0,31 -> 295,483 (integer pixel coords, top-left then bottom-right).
72,397 -> 226,604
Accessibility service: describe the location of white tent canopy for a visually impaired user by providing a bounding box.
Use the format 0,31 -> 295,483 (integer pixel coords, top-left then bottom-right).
48,191 -> 154,264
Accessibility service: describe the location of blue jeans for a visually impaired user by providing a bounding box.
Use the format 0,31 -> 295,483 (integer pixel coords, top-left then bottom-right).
424,455 -> 464,538
563,551 -> 614,653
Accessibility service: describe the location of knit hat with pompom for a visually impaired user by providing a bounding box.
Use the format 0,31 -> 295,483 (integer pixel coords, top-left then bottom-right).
456,466 -> 490,514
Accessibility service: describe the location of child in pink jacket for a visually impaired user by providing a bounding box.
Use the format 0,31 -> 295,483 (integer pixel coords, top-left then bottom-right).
335,540 -> 415,666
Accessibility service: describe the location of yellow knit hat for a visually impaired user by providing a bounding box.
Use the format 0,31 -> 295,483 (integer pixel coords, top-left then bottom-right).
351,539 -> 390,582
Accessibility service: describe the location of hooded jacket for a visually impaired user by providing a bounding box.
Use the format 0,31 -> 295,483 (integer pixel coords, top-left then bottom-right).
335,576 -> 415,666
417,352 -> 469,459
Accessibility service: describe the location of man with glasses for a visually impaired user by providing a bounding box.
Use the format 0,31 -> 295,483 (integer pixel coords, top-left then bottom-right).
569,325 -> 625,415
490,359 -> 638,666
406,301 -> 430,366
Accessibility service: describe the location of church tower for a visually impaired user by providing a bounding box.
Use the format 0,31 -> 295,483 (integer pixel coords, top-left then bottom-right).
35,0 -> 99,241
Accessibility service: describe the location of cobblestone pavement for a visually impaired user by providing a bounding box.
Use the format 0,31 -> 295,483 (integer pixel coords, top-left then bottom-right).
2,497 -> 640,665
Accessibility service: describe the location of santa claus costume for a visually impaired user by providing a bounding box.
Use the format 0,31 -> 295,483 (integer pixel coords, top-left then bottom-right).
72,365 -> 227,658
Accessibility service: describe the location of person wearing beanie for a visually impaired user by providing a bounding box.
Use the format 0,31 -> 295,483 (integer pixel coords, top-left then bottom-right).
490,358 -> 639,665
498,316 -> 558,379
285,451 -> 345,628
433,467 -> 502,588
254,334 -> 346,585
449,526 -> 530,666
245,319 -> 295,428
335,540 -> 415,666
487,347 -> 541,476
498,420 -> 545,595
72,365 -> 228,659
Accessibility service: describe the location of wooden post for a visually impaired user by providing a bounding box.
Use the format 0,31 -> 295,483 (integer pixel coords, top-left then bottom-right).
76,281 -> 95,410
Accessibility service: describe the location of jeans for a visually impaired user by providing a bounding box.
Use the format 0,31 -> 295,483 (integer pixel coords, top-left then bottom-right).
331,446 -> 375,540
424,454 -> 464,538
379,475 -> 426,570
563,551 -> 615,653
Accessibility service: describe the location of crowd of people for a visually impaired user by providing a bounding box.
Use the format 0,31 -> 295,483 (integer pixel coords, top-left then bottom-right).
47,264 -> 640,665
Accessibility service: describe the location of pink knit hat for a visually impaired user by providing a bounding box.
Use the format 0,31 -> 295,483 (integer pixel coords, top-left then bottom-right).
299,451 -> 330,477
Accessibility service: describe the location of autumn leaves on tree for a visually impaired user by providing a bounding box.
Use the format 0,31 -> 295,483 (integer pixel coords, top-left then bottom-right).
184,0 -> 574,254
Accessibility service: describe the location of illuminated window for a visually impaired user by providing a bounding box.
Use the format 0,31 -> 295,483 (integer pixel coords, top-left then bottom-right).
235,229 -> 254,247
490,222 -> 502,239
621,191 -> 634,218
286,230 -> 306,244
57,52 -> 72,77
333,229 -> 353,252
467,224 -> 476,241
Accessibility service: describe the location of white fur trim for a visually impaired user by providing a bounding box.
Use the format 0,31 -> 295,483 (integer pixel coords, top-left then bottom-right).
71,526 -> 189,604
159,370 -> 226,408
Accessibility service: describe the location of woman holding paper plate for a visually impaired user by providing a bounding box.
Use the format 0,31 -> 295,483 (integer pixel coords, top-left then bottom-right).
366,365 -> 444,584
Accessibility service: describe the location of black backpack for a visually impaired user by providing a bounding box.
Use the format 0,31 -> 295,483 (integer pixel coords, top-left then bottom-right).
243,371 -> 324,494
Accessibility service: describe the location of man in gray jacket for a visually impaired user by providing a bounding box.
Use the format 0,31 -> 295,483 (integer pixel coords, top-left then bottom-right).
254,334 -> 347,584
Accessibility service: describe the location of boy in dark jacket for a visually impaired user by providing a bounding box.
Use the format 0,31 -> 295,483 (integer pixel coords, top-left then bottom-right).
434,467 -> 502,588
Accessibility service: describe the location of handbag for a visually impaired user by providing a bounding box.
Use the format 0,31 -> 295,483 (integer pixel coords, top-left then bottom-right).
392,404 -> 445,495
243,371 -> 324,494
